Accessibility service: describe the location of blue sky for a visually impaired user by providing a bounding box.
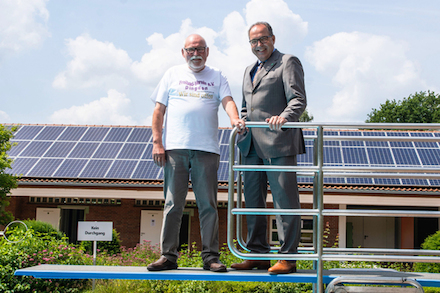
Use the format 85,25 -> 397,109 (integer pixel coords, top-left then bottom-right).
1,0 -> 439,127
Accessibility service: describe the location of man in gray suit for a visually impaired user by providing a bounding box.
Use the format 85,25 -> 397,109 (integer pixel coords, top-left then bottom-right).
231,22 -> 306,274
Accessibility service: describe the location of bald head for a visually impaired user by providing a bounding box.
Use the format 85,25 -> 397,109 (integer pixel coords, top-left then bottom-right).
182,34 -> 209,72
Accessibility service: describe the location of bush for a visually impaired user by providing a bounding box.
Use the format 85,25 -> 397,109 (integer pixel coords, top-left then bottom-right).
414,230 -> 440,273
0,225 -> 91,292
22,219 -> 65,240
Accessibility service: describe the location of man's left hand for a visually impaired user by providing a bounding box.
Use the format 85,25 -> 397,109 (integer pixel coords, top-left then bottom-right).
265,116 -> 287,131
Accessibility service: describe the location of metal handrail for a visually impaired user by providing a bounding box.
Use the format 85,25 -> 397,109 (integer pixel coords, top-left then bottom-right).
227,122 -> 440,293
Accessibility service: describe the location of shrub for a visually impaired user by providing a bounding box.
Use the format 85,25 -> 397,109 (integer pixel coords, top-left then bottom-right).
414,230 -> 440,273
0,225 -> 91,292
22,219 -> 65,240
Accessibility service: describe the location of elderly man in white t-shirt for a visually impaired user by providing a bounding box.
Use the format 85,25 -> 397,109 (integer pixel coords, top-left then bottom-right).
147,34 -> 244,272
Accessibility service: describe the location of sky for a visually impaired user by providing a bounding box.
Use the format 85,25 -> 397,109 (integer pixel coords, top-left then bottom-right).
1,0 -> 439,127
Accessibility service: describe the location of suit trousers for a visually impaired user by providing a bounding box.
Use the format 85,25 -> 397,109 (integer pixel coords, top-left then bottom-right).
161,149 -> 220,264
242,143 -> 301,254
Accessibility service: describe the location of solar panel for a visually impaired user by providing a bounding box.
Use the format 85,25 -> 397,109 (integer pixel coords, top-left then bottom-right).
127,128 -> 152,142
80,160 -> 113,178
8,158 -> 39,175
81,127 -> 110,142
44,142 -> 76,158
106,160 -> 138,178
141,144 -> 153,160
367,148 -> 394,165
54,159 -> 88,177
324,147 -> 342,165
20,141 -> 53,157
93,143 -> 123,159
342,147 -> 368,165
418,149 -> 440,166
104,128 -> 132,142
8,140 -> 30,156
35,126 -> 66,140
118,143 -> 147,159
131,160 -> 161,179
58,127 -> 88,141
27,159 -> 63,177
13,125 -> 43,139
68,142 -> 100,158
392,148 -> 420,165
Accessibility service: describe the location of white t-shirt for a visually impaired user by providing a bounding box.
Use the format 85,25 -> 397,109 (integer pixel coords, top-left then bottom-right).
151,64 -> 232,155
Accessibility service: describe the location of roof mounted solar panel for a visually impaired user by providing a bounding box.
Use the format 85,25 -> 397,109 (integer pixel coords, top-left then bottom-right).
54,159 -> 88,177
81,127 -> 110,142
117,143 -> 147,159
58,127 -> 88,141
127,128 -> 152,142
104,128 -> 132,142
131,160 -> 161,179
8,140 -> 30,156
93,143 -> 123,159
68,142 -> 100,158
80,160 -> 113,178
35,126 -> 66,140
20,141 -> 53,157
13,125 -> 44,140
27,159 -> 63,177
8,158 -> 39,176
44,142 -> 76,158
106,160 -> 138,179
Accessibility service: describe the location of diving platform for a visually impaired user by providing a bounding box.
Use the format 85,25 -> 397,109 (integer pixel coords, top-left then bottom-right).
14,265 -> 440,288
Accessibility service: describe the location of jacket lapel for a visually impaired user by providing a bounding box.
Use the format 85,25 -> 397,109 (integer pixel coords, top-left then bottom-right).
252,50 -> 279,91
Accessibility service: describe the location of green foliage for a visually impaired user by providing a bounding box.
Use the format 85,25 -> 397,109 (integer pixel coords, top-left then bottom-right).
0,124 -> 18,226
0,226 -> 90,292
81,229 -> 122,256
22,219 -> 66,240
366,90 -> 440,123
414,230 -> 440,273
299,109 -> 314,122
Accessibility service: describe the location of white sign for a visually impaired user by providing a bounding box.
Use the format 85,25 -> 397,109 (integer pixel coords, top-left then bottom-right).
77,221 -> 113,241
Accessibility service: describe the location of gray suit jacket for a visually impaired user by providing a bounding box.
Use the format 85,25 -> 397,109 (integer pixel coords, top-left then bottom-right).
238,49 -> 306,159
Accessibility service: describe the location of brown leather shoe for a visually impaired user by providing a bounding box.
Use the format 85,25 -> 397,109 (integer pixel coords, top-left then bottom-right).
147,256 -> 178,271
268,260 -> 296,274
230,260 -> 271,270
203,259 -> 227,272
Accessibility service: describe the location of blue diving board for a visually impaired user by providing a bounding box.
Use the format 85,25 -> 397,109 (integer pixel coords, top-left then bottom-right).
14,265 -> 440,287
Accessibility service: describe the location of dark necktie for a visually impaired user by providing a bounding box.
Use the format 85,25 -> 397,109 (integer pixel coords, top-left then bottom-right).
253,63 -> 264,86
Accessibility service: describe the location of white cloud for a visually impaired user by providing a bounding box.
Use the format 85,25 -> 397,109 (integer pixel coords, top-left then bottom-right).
305,32 -> 426,122
50,89 -> 136,125
52,34 -> 133,90
0,110 -> 10,121
0,0 -> 50,54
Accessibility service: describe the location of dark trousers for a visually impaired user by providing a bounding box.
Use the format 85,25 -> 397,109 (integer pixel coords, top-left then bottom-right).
242,143 -> 301,254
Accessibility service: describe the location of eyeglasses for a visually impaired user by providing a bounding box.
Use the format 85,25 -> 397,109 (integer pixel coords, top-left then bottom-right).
184,47 -> 206,54
249,36 -> 272,46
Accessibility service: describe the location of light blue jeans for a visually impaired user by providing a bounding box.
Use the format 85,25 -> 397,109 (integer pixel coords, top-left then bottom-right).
160,149 -> 220,264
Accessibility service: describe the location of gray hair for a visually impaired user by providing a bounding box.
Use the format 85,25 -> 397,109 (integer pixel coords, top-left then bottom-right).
248,22 -> 273,38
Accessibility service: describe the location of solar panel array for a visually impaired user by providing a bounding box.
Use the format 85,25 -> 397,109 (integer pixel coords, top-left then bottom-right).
6,125 -> 440,186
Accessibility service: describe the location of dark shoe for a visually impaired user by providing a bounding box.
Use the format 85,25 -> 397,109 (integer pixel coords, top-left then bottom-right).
147,256 -> 178,271
268,260 -> 296,274
230,260 -> 271,270
203,259 -> 227,272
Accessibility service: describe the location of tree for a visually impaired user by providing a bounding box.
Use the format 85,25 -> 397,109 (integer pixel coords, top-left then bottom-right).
0,124 -> 18,226
366,91 -> 440,123
299,109 -> 314,122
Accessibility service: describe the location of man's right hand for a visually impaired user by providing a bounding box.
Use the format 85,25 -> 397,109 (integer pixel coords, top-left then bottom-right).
153,143 -> 166,167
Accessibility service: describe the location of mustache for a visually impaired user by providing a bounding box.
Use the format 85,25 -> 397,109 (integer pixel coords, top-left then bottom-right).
190,56 -> 203,61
